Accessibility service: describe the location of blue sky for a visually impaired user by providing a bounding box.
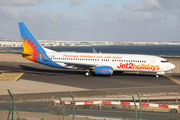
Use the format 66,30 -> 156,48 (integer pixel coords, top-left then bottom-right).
0,0 -> 180,42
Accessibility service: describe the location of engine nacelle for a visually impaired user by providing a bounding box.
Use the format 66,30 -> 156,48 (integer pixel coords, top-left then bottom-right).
95,66 -> 113,75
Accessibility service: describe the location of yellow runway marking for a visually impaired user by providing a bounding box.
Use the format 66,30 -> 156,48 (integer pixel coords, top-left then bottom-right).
0,73 -> 24,81
0,70 -> 10,72
163,74 -> 180,85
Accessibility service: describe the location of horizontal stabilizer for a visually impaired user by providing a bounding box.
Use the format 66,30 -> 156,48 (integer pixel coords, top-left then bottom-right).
22,52 -> 32,56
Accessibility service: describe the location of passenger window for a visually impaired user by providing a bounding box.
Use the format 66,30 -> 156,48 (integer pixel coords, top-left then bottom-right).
161,60 -> 168,63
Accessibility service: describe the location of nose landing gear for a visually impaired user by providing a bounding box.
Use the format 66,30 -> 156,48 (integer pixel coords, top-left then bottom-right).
156,74 -> 159,78
155,72 -> 165,78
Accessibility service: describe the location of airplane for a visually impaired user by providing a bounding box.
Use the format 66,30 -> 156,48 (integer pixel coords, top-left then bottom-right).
18,22 -> 175,77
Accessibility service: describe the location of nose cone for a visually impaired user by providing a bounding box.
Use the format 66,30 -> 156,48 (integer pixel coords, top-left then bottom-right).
170,63 -> 175,69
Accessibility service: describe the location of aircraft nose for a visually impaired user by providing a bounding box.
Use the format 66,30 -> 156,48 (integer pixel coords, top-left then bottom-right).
170,63 -> 175,69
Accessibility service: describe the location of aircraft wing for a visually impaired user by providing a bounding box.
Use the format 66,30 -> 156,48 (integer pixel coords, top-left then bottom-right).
56,61 -> 108,68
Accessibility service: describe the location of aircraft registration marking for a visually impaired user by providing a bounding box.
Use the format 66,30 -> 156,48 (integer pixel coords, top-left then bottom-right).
0,73 -> 24,81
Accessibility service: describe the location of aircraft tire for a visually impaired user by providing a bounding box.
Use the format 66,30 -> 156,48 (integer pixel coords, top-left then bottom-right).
85,71 -> 90,76
156,74 -> 159,78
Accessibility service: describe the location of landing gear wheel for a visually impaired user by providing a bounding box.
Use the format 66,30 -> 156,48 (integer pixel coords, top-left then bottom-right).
156,74 -> 159,78
85,71 -> 90,76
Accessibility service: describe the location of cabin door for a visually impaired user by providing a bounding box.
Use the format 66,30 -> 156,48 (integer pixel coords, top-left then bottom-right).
151,59 -> 156,66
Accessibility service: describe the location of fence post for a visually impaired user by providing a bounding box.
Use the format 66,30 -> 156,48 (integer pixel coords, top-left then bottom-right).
132,96 -> 137,120
59,96 -> 65,120
137,92 -> 141,120
69,91 -> 75,120
7,89 -> 20,120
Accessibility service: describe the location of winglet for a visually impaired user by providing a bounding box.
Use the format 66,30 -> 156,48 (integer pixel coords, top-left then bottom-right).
92,48 -> 97,53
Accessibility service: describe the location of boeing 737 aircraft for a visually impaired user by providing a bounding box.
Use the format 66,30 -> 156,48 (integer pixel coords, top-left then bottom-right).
18,22 -> 175,77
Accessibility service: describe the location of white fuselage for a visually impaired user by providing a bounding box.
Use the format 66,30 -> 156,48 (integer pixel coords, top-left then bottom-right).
46,51 -> 175,74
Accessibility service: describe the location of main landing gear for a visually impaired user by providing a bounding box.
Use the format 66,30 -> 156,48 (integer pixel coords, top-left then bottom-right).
85,70 -> 90,76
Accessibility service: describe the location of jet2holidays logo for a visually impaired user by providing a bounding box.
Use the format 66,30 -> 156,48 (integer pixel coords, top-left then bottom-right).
117,63 -> 159,71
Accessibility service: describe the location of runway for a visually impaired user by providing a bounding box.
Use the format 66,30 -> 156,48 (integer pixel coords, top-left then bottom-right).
0,61 -> 180,100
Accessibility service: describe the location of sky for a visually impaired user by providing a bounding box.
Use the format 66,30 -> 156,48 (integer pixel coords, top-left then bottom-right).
0,0 -> 180,42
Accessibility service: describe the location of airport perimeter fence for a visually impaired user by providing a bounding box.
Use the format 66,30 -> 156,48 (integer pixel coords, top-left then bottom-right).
7,89 -> 20,120
6,89 -> 180,120
53,91 -> 143,120
54,91 -> 180,120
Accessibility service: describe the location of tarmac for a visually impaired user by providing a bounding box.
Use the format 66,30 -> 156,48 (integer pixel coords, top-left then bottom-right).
0,79 -> 90,95
0,53 -> 180,97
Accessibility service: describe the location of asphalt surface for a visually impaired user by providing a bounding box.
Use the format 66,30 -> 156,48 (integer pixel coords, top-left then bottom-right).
1,61 -> 180,120
0,61 -> 180,100
0,102 -> 180,120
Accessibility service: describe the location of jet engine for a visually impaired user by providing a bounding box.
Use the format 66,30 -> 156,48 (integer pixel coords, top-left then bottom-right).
94,66 -> 113,75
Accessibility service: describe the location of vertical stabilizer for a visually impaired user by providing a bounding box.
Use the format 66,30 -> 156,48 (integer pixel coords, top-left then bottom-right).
18,22 -> 50,62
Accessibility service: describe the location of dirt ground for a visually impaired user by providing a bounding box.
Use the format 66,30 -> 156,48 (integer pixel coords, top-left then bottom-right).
0,110 -> 97,120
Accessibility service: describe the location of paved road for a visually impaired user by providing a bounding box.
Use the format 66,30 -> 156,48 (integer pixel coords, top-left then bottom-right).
0,102 -> 180,120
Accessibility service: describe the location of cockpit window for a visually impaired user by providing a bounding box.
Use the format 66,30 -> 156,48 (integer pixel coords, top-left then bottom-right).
161,60 -> 168,63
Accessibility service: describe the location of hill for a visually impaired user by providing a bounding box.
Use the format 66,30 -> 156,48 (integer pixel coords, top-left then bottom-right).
0,36 -> 4,39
